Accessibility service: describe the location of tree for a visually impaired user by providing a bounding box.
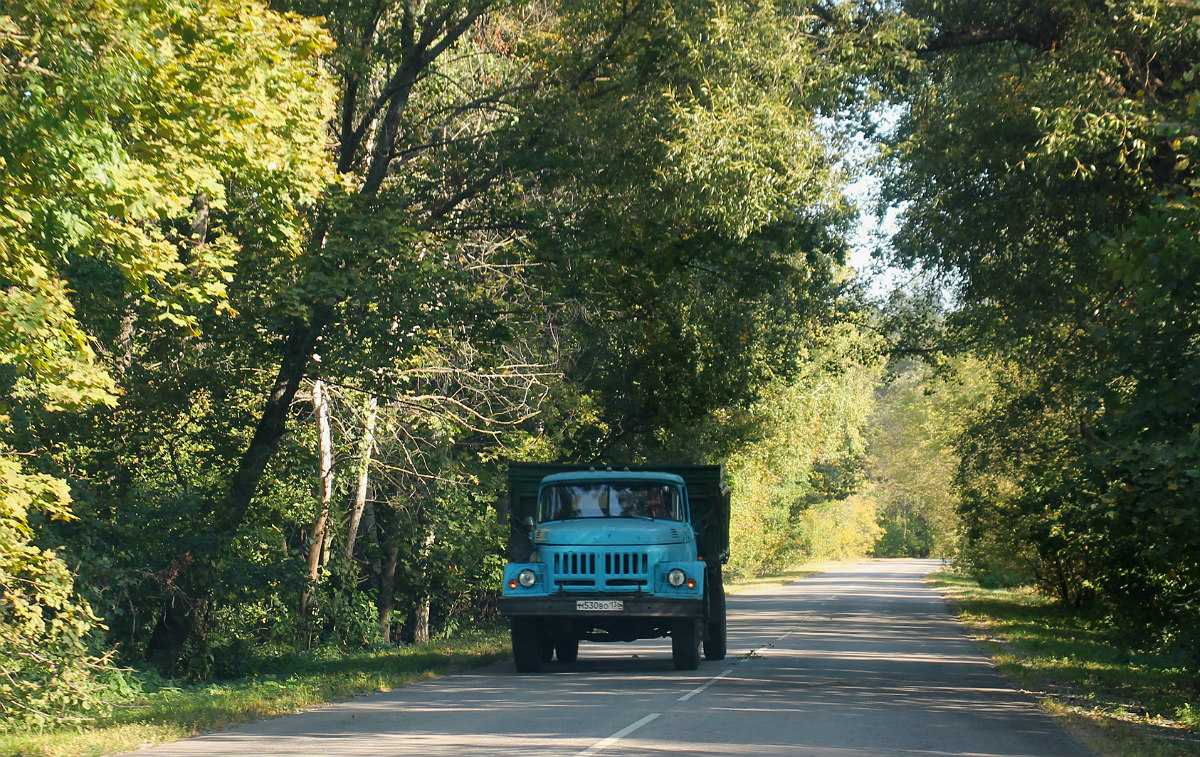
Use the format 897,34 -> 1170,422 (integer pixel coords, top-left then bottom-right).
882,0 -> 1200,650
664,305 -> 885,577
867,355 -> 991,559
1,0 -> 332,715
129,0 -> 899,670
4,0 -> 914,684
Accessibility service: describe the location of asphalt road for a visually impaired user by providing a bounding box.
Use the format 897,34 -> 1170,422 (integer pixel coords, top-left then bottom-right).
129,559 -> 1091,757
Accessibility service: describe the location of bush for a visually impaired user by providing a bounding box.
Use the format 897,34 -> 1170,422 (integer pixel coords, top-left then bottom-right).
1,459 -> 112,731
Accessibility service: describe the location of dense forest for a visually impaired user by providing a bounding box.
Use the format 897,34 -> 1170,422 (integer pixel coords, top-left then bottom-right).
2,0 -> 1197,730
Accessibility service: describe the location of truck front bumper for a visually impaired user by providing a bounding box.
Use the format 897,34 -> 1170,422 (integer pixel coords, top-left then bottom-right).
499,594 -> 703,618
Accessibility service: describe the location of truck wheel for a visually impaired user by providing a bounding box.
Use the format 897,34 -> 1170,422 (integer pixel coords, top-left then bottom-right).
555,635 -> 579,663
511,618 -> 543,673
538,632 -> 555,663
671,618 -> 701,670
704,572 -> 727,661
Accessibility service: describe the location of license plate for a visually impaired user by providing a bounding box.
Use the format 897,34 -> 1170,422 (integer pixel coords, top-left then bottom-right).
576,600 -> 623,612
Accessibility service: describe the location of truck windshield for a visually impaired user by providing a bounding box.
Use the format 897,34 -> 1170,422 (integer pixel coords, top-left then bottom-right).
538,483 -> 682,522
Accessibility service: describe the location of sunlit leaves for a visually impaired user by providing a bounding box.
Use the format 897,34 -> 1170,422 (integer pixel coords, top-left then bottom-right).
867,355 -> 992,559
884,0 -> 1200,652
0,0 -> 334,724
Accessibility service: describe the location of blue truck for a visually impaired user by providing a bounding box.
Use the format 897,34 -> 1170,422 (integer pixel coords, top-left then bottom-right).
498,463 -> 730,672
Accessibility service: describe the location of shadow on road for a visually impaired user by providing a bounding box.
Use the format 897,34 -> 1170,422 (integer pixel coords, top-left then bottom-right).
132,560 -> 1092,757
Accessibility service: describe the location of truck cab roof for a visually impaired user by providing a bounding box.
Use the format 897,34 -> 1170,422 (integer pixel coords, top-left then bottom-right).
539,471 -> 686,486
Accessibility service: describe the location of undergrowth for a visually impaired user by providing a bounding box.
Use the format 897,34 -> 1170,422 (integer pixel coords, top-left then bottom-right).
0,628 -> 509,757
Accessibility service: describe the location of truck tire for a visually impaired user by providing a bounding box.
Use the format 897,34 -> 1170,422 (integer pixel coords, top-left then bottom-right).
538,632 -> 555,663
511,618 -> 543,673
555,635 -> 579,663
704,571 -> 727,661
671,618 -> 701,670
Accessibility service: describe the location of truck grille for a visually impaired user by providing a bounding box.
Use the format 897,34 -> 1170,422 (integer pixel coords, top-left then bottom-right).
551,550 -> 649,590
605,552 -> 648,575
554,552 -> 597,575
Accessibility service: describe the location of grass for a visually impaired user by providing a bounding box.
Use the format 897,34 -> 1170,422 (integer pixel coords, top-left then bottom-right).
0,629 -> 510,757
928,570 -> 1200,757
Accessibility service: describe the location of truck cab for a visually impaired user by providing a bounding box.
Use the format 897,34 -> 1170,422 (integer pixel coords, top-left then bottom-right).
499,464 -> 729,672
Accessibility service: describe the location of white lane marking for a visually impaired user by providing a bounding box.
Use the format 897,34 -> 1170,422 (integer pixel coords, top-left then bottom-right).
677,670 -> 731,702
574,713 -> 660,757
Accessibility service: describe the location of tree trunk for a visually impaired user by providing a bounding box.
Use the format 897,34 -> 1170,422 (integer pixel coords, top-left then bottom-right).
116,303 -> 137,374
411,593 -> 431,644
221,310 -> 328,531
409,524 -> 436,644
146,589 -> 205,678
344,395 -> 378,559
190,191 -> 210,248
143,314 -> 325,671
143,194 -> 259,674
377,539 -> 401,643
301,379 -> 335,619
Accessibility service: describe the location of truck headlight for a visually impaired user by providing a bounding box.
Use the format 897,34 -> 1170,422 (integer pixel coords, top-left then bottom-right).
517,568 -> 537,588
667,568 -> 687,587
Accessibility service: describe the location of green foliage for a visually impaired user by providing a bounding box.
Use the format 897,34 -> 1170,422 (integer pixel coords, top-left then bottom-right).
796,489 -> 883,562
1,0 -> 332,373
680,317 -> 884,577
0,458 -> 109,731
885,0 -> 1200,656
3,0 -> 895,716
868,355 -> 992,558
0,0 -> 334,725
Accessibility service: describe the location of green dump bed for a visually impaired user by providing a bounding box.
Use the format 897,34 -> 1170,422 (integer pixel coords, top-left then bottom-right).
506,462 -> 730,566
